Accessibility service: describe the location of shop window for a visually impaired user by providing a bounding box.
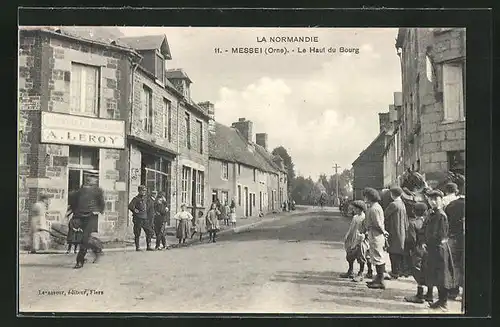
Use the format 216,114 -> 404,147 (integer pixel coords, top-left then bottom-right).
68,146 -> 99,194
70,63 -> 100,117
140,154 -> 171,203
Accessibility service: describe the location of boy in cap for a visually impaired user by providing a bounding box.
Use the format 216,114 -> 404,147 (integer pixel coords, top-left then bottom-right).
128,185 -> 154,251
423,189 -> 456,311
384,187 -> 409,279
340,200 -> 368,280
404,202 -> 433,303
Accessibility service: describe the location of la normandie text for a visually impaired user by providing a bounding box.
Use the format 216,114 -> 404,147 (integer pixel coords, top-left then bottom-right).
257,36 -> 319,43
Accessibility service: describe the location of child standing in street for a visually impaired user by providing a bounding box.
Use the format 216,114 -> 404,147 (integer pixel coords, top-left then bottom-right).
206,203 -> 221,243
66,214 -> 83,254
340,200 -> 368,280
192,210 -> 206,241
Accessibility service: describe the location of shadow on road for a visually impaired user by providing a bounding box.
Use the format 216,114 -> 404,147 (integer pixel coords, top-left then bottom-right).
217,211 -> 351,245
271,270 -> 425,312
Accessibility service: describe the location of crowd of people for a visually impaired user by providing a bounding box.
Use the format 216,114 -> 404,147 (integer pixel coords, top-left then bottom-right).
341,183 -> 465,312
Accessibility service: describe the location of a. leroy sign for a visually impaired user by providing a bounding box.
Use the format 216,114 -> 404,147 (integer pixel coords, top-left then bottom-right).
41,112 -> 125,149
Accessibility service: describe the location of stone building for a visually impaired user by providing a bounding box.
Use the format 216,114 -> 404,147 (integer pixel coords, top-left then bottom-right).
382,92 -> 404,188
18,28 -> 139,247
117,35 -> 210,225
208,113 -> 288,218
395,28 -> 465,186
352,113 -> 393,200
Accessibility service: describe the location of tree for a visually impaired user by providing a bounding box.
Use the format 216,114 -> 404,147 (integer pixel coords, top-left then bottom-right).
271,146 -> 296,191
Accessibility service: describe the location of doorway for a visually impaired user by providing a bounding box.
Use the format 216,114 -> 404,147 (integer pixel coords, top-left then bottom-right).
244,187 -> 249,217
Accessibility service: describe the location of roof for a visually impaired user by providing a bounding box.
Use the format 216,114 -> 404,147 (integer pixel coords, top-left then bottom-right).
166,69 -> 192,83
352,130 -> 388,166
117,35 -> 172,59
208,122 -> 279,174
254,144 -> 285,173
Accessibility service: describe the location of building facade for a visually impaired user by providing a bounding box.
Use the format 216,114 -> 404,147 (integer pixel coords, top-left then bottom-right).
395,28 -> 466,186
352,113 -> 392,200
118,35 -> 210,226
18,28 -> 139,247
382,92 -> 403,188
208,115 -> 287,218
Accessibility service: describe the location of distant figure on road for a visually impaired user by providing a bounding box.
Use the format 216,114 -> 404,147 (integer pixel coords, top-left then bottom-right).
363,187 -> 389,290
206,203 -> 221,243
340,200 -> 368,280
128,185 -> 154,251
174,203 -> 193,245
29,193 -> 50,254
230,199 -> 237,227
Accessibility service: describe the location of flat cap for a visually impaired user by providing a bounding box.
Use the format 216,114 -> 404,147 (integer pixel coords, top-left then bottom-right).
390,187 -> 404,197
444,182 -> 459,194
362,187 -> 381,202
413,202 -> 428,212
138,185 -> 146,190
350,200 -> 367,212
426,189 -> 444,198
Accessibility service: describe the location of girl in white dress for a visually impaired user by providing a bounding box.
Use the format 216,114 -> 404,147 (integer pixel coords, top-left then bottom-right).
174,204 -> 193,244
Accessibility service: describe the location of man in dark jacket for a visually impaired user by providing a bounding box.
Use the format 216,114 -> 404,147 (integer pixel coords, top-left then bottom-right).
71,174 -> 105,269
128,185 -> 154,251
384,187 -> 409,279
445,193 -> 465,300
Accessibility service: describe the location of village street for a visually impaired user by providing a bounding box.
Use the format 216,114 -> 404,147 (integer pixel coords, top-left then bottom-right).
19,207 -> 461,314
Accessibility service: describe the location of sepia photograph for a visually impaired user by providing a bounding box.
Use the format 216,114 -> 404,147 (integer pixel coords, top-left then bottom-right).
18,25 -> 466,314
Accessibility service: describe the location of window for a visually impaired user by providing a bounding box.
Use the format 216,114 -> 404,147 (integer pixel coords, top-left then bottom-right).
141,154 -> 171,198
142,86 -> 153,133
155,52 -> 165,83
163,99 -> 171,140
68,146 -> 99,194
253,169 -> 256,182
70,63 -> 100,116
443,62 -> 465,121
185,112 -> 191,149
181,166 -> 191,205
196,120 -> 203,154
237,185 -> 241,206
195,170 -> 204,206
447,151 -> 465,175
221,162 -> 229,180
426,55 -> 433,82
238,164 -> 241,175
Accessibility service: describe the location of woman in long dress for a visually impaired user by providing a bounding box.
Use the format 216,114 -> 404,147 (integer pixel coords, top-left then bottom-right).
174,204 -> 193,244
206,203 -> 221,243
229,199 -> 237,227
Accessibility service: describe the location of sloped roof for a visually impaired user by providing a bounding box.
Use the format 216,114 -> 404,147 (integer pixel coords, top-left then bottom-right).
166,68 -> 192,83
352,130 -> 388,166
117,35 -> 172,59
209,122 -> 279,174
254,144 -> 286,173
58,26 -> 124,44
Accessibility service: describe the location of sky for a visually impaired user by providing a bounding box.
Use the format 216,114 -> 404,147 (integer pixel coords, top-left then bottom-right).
117,27 -> 402,180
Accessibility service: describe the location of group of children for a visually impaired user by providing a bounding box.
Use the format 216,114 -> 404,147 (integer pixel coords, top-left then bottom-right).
341,186 -> 462,311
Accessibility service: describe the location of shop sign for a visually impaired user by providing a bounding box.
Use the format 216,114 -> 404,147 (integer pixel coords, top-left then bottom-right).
41,112 -> 125,149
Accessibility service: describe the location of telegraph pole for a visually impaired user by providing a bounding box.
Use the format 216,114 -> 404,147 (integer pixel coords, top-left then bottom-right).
333,163 -> 341,206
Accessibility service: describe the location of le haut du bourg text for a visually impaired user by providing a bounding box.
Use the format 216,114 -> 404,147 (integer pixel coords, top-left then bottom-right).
214,36 -> 360,55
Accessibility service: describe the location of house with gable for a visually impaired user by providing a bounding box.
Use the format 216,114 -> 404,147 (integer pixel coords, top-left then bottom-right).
207,110 -> 288,218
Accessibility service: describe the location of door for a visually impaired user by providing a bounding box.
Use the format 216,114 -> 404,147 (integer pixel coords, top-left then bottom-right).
212,190 -> 218,204
249,193 -> 253,216
259,192 -> 262,212
244,187 -> 249,217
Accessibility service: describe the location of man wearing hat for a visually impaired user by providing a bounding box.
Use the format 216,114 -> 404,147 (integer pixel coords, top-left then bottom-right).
384,186 -> 409,279
423,189 -> 457,311
71,174 -> 105,269
445,186 -> 465,301
442,182 -> 459,209
340,200 -> 368,280
128,185 -> 154,251
363,187 -> 389,289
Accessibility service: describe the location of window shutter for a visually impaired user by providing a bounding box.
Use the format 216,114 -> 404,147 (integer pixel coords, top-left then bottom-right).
443,64 -> 464,121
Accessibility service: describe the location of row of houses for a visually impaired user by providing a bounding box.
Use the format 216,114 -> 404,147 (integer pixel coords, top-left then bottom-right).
352,28 -> 466,199
18,27 -> 288,247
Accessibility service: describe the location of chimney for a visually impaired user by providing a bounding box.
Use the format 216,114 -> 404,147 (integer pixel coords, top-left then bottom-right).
389,104 -> 397,123
394,92 -> 403,107
256,133 -> 268,150
231,118 -> 253,143
378,112 -> 391,132
198,101 -> 215,134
